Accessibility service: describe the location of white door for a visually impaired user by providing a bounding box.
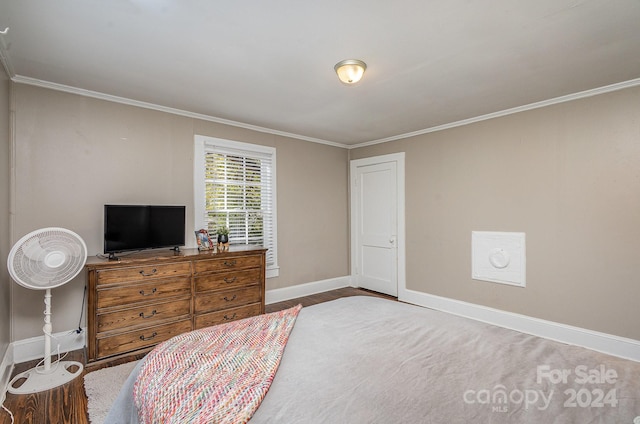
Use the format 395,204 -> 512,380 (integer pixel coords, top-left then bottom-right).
351,156 -> 402,297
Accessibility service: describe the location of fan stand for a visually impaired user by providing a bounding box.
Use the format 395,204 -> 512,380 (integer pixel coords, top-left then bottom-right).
7,288 -> 84,394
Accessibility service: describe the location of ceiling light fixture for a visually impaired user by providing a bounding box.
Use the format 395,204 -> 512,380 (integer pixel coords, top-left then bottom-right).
334,59 -> 367,85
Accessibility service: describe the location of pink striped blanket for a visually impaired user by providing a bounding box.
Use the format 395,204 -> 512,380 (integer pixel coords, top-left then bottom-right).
133,305 -> 302,424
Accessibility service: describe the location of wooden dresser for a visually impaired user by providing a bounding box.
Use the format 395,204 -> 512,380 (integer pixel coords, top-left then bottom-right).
85,246 -> 266,365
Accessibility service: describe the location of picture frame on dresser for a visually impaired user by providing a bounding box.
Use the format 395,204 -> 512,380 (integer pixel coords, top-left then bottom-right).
194,229 -> 214,251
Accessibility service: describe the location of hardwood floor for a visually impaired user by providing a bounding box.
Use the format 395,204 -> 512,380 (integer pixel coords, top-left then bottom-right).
264,286 -> 394,313
0,287 -> 394,424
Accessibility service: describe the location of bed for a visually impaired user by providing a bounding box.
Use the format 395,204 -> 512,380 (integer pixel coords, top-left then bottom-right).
105,296 -> 640,423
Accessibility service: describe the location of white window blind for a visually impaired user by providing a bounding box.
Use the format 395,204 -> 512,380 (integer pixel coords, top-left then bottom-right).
195,136 -> 278,277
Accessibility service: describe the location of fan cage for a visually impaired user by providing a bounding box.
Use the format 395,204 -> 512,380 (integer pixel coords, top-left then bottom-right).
8,227 -> 88,290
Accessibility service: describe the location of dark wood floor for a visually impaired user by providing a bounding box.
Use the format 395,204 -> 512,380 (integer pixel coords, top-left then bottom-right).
0,287 -> 393,424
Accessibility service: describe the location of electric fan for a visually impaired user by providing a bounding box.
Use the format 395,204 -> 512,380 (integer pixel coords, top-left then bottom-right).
6,227 -> 88,394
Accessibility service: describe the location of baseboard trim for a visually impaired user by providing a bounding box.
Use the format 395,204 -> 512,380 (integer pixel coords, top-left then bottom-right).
0,344 -> 14,406
265,276 -> 352,305
11,328 -> 87,365
400,288 -> 640,362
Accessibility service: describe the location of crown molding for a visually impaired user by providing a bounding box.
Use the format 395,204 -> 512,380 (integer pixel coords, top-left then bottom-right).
10,75 -> 350,149
9,73 -> 640,151
349,77 -> 640,149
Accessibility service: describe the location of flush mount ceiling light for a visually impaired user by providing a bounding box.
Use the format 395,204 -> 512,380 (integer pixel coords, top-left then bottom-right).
334,59 -> 367,85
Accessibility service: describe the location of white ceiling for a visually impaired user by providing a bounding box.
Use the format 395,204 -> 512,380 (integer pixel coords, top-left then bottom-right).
1,0 -> 639,147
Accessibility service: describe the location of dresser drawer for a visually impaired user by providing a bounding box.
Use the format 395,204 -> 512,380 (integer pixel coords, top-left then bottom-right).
194,269 -> 261,293
193,255 -> 262,274
97,276 -> 191,309
97,297 -> 191,333
96,262 -> 191,285
96,319 -> 192,359
194,303 -> 262,329
194,286 -> 261,314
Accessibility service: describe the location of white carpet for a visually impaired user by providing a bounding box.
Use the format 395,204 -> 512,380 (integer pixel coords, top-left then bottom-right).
84,361 -> 139,424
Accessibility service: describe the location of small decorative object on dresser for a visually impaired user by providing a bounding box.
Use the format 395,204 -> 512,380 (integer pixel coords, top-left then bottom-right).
85,246 -> 266,366
216,226 -> 230,251
194,229 -> 213,251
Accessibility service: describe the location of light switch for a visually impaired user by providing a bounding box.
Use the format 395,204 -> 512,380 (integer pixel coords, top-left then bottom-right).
472,231 -> 526,287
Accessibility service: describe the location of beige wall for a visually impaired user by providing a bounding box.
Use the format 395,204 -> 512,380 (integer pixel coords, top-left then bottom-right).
9,80 -> 639,344
10,84 -> 349,341
0,66 -> 10,360
351,85 -> 640,341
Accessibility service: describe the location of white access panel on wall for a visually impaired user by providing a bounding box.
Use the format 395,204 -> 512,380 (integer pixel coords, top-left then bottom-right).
472,231 -> 526,287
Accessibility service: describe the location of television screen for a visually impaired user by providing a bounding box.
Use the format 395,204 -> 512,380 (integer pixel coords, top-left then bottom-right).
104,205 -> 186,256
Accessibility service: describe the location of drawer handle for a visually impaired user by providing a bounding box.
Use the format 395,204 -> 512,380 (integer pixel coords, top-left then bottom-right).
223,277 -> 237,284
139,332 -> 157,341
223,294 -> 237,302
139,288 -> 157,296
140,268 -> 158,277
223,260 -> 237,267
139,310 -> 157,319
223,313 -> 237,321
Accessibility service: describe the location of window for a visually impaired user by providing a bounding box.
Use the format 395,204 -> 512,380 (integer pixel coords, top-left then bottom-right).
194,136 -> 278,278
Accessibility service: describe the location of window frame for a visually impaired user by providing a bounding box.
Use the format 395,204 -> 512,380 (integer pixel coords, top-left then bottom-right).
194,135 -> 279,278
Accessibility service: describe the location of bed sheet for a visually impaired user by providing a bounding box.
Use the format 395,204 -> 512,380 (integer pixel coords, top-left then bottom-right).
106,296 -> 640,423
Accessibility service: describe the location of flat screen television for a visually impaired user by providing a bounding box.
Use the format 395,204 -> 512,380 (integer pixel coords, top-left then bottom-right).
104,205 -> 186,258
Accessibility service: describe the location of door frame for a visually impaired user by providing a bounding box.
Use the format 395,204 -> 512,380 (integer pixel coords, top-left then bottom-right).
350,152 -> 406,299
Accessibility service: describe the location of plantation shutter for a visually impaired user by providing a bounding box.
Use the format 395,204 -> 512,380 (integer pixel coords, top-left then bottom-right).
203,143 -> 277,270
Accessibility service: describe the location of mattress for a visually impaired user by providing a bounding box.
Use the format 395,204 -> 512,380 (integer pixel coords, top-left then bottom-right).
105,296 -> 640,423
